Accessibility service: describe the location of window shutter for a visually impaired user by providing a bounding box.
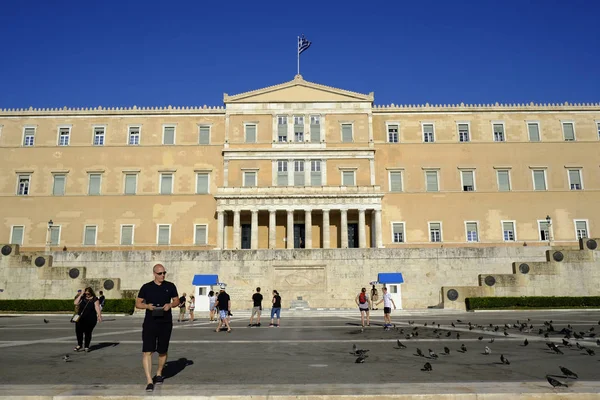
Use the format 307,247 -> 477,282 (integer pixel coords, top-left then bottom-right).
423,124 -> 434,134
466,222 -> 477,232
195,225 -> 207,245
121,226 -> 133,245
277,172 -> 288,186
497,170 -> 510,191
528,123 -> 540,141
426,171 -> 438,192
163,127 -> 175,144
161,174 -> 173,194
53,175 -> 66,195
563,123 -> 575,140
88,174 -> 101,195
503,222 -> 513,232
575,221 -> 587,231
199,126 -> 210,144
310,121 -> 320,142
84,226 -> 96,245
11,226 -> 24,245
125,174 -> 137,194
158,226 -> 170,245
430,223 -> 440,230
568,170 -> 581,186
390,171 -> 402,192
342,171 -> 354,185
341,124 -> 353,142
50,227 -> 60,245
533,170 -> 546,190
278,120 -> 287,138
311,171 -> 321,186
196,173 -> 209,194
294,161 -> 305,186
245,172 -> 256,187
245,125 -> 256,143
393,223 -> 403,235
462,171 -> 474,187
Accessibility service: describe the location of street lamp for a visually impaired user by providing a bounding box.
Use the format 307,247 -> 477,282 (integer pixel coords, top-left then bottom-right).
47,220 -> 54,246
545,215 -> 552,243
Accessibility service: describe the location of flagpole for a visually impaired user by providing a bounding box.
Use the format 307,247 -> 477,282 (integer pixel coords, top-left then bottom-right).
297,36 -> 300,75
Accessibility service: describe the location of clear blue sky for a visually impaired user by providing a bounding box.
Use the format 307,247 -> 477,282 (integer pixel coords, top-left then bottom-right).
1,0 -> 598,108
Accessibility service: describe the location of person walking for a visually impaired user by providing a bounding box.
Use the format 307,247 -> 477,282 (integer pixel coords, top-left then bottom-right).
177,292 -> 187,322
270,290 -> 281,327
73,287 -> 102,352
136,263 -> 180,392
249,287 -> 263,327
355,287 -> 371,328
188,295 -> 195,322
370,285 -> 379,310
214,285 -> 231,333
208,290 -> 217,322
98,290 -> 106,311
376,286 -> 396,329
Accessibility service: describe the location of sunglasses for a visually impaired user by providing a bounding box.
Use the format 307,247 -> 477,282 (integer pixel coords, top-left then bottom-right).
155,271 -> 167,276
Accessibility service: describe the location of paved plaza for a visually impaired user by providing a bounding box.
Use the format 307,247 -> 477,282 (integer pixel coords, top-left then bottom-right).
0,309 -> 599,398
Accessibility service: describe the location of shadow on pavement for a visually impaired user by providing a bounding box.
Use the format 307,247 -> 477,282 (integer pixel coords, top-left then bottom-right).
162,358 -> 194,379
89,342 -> 119,352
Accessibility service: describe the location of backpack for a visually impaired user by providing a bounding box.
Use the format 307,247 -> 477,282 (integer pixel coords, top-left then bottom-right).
359,292 -> 366,304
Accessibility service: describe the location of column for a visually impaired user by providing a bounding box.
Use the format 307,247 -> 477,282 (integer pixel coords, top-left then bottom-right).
304,209 -> 312,249
375,209 -> 383,248
269,209 -> 277,249
341,209 -> 348,249
370,211 -> 376,248
358,208 -> 366,248
251,210 -> 258,250
233,210 -> 241,250
286,210 -> 294,249
304,159 -> 311,186
217,210 -> 224,249
322,209 -> 330,249
288,158 -> 294,186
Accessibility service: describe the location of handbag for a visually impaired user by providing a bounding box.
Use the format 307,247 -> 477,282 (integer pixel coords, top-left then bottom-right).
71,298 -> 90,323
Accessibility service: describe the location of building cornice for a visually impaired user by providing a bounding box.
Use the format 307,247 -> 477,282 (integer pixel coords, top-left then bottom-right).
0,105 -> 225,117
373,102 -> 600,113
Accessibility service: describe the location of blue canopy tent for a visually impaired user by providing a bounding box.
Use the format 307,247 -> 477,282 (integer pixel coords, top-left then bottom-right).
377,273 -> 404,284
192,274 -> 219,286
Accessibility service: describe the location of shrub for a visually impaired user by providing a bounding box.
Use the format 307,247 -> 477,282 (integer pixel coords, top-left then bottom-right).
465,296 -> 600,310
0,299 -> 135,314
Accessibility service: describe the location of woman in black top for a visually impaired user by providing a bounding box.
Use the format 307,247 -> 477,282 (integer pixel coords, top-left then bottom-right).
73,286 -> 102,352
270,290 -> 282,327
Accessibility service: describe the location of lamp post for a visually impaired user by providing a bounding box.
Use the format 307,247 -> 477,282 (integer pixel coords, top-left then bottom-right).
545,215 -> 552,245
47,220 -> 54,250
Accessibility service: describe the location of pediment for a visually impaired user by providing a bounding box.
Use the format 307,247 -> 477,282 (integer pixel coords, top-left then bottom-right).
224,75 -> 373,103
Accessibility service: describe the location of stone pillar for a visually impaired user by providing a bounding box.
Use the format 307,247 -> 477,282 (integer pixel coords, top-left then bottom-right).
305,209 -> 312,249
375,209 -> 383,248
286,210 -> 294,249
341,209 -> 348,249
269,209 -> 276,249
233,210 -> 241,250
251,210 -> 258,250
358,208 -> 366,248
322,209 -> 330,249
217,210 -> 224,249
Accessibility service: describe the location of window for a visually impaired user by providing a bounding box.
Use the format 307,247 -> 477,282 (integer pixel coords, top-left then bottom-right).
48,226 -> 61,246
198,125 -> 210,145
194,224 -> 208,245
157,225 -> 170,245
342,170 -> 355,186
568,169 -> 582,190
93,126 -> 105,146
461,170 -> 475,191
83,225 -> 97,245
496,170 -> 511,191
392,222 -> 405,243
597,122 -> 600,140
88,173 -> 101,195
294,160 -> 305,186
575,220 -> 588,240
58,127 -> 70,146
243,171 -> 257,187
423,124 -> 435,143
466,222 -> 478,242
120,225 -> 134,245
310,115 -> 320,142
310,160 -> 322,186
387,124 -> 399,143
341,123 -> 353,142
10,226 -> 24,245
294,116 -> 304,142
160,173 -> 173,195
425,170 -> 439,192
196,173 -> 209,194
128,126 -> 140,145
245,123 -> 257,143
562,122 -> 575,141
539,220 -> 551,241
124,173 -> 137,195
17,174 -> 30,195
389,171 -> 403,192
493,123 -> 505,142
277,116 -> 288,142
52,174 -> 66,196
458,123 -> 470,142
277,161 -> 288,186
23,127 -> 35,146
527,122 -> 540,142
163,126 -> 175,145
532,169 -> 547,191
502,221 -> 515,241
429,222 -> 442,242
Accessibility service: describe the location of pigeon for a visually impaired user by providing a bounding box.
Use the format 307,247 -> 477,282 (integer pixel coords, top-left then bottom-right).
416,348 -> 424,357
457,319 -> 463,323
422,362 -> 432,372
456,333 -> 461,340
546,376 -> 568,388
355,355 -> 367,363
408,320 -> 414,325
544,332 -> 549,338
460,344 -> 467,352
446,331 -> 452,337
428,349 -> 438,359
43,319 -> 49,324
559,366 -> 578,379
396,340 -> 407,349
503,331 -> 509,336
573,332 -> 583,339
562,339 -> 572,347
352,344 -> 357,351
500,354 -> 510,365
424,323 -> 428,327
576,342 -> 583,350
585,348 -> 595,356
553,346 -> 564,355
484,346 -> 491,355
478,336 -> 483,341
451,322 -> 455,327
489,338 -> 495,343
63,354 -> 72,362
523,339 -> 529,346
596,339 -> 600,346
444,346 -> 450,355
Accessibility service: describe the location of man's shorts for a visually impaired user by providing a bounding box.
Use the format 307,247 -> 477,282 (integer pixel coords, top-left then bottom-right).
359,307 -> 369,313
384,307 -> 392,314
219,310 -> 228,320
142,322 -> 173,354
179,307 -> 185,315
252,306 -> 261,317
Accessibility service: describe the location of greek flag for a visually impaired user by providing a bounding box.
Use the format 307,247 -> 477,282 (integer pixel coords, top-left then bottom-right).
298,35 -> 311,55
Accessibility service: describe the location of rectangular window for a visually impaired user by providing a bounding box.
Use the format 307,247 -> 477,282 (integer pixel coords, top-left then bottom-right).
597,122 -> 600,140
245,124 -> 257,143
527,122 -> 540,142
23,127 -> 35,146
84,225 -> 97,245
128,126 -> 140,145
310,160 -> 321,186
58,127 -> 70,146
342,170 -> 355,186
392,222 -> 405,243
466,222 -> 478,242
88,173 -> 101,195
52,174 -> 66,196
429,222 -> 442,242
196,173 -> 209,194
163,126 -> 175,145
277,116 -> 288,142
124,174 -> 137,195
10,226 -> 24,245
568,169 -> 582,190
532,169 -> 546,191
157,225 -> 170,245
539,221 -> 551,241
575,220 -> 588,240
160,173 -> 173,195
294,160 -> 305,186
310,115 -> 320,142
497,170 -> 511,191
387,124 -> 399,143
243,171 -> 257,187
423,124 -> 435,143
120,225 -> 134,245
493,123 -> 505,142
93,127 -> 105,146
389,171 -> 403,192
502,221 -> 515,241
294,116 -> 304,142
277,161 -> 288,186
341,123 -> 353,142
458,123 -> 470,142
198,125 -> 210,145
17,174 -> 30,195
562,122 -> 575,141
49,226 -> 61,246
194,224 -> 207,245
461,170 -> 475,191
425,170 -> 439,192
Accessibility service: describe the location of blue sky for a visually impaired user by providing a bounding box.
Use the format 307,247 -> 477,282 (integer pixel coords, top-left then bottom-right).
0,0 -> 598,108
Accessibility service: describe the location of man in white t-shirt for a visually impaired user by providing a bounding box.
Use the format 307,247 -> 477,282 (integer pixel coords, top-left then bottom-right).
376,286 -> 396,329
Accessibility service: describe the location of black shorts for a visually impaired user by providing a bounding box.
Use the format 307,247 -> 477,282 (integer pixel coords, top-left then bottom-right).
384,307 -> 392,314
142,322 -> 173,354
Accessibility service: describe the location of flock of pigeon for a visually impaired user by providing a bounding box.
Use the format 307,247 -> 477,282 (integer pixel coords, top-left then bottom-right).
350,317 -> 600,389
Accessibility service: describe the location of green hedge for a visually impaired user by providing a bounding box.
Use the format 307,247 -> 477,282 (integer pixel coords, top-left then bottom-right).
0,299 -> 136,314
466,296 -> 600,310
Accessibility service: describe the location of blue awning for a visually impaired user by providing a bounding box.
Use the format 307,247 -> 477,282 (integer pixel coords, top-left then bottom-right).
378,273 -> 404,284
192,274 -> 219,286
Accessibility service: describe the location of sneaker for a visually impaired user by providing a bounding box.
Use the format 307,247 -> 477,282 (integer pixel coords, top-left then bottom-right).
248,324 -> 253,327
84,348 -> 90,353
269,323 -> 274,327
257,323 -> 261,327
154,375 -> 164,385
276,324 -> 280,328
145,383 -> 154,392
